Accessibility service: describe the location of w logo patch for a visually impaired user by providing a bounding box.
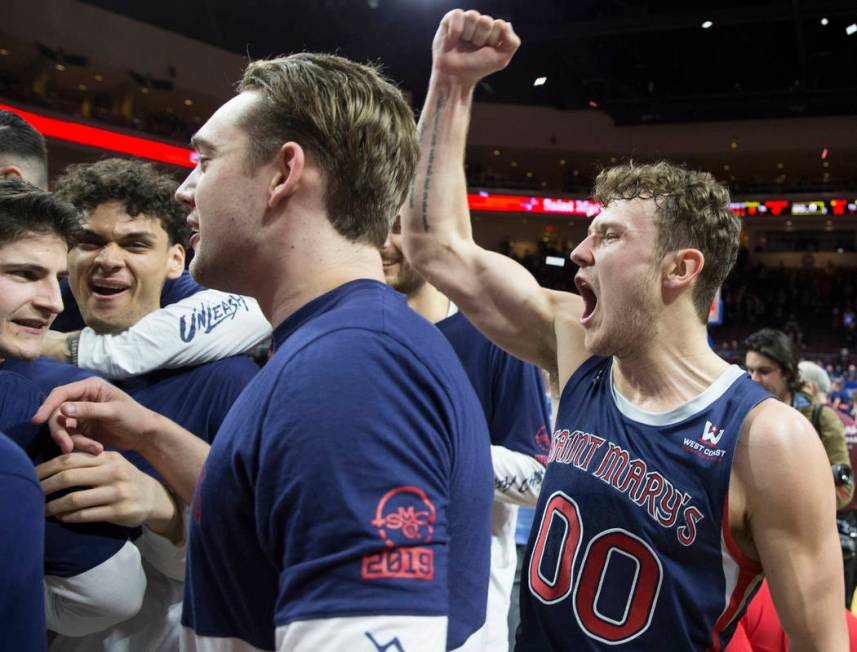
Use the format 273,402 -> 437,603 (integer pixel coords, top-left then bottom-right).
700,421 -> 724,446
365,632 -> 406,652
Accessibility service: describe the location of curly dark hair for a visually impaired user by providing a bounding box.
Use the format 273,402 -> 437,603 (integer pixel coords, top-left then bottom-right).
0,176 -> 81,248
54,158 -> 190,246
594,160 -> 739,323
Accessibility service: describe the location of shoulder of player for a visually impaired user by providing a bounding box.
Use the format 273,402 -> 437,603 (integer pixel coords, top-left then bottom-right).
734,398 -> 825,486
740,397 -> 818,450
0,370 -> 44,406
268,327 -> 458,399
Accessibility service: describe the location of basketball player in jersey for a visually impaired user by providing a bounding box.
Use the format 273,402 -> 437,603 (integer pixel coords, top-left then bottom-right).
400,9 -> 845,650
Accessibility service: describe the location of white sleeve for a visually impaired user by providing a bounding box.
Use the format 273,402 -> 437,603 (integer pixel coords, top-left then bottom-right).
274,615 -> 447,652
134,512 -> 187,582
492,445 -> 546,507
44,540 -> 147,637
76,290 -> 272,379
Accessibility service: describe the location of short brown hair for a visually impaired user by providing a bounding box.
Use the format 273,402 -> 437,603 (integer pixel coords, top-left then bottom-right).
55,158 -> 190,247
593,161 -> 739,322
0,177 -> 80,248
238,53 -> 418,248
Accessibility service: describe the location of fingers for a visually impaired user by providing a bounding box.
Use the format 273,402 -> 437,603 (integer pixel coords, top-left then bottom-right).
45,486 -> 119,519
443,9 -> 515,52
442,9 -> 465,50
470,14 -> 494,48
496,21 -> 521,54
38,456 -> 117,495
35,451 -> 104,481
32,378 -> 105,424
71,435 -> 104,456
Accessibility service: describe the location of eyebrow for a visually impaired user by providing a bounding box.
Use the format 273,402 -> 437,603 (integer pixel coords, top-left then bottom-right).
78,229 -> 158,243
0,262 -> 52,275
587,221 -> 624,237
190,134 -> 217,154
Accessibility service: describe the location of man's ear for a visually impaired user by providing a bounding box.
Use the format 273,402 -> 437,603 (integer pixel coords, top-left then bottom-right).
165,243 -> 186,280
269,142 -> 305,209
0,165 -> 25,181
663,248 -> 704,291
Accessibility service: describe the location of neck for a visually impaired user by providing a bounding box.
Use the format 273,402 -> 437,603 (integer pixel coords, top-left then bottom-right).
611,308 -> 729,412
406,281 -> 450,324
253,215 -> 385,328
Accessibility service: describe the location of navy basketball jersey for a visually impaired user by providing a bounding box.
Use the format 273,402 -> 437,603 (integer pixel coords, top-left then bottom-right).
517,356 -> 772,651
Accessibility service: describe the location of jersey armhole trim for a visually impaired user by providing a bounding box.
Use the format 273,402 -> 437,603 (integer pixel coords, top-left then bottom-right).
721,495 -> 763,574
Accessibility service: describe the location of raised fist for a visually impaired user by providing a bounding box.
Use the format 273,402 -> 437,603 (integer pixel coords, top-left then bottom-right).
432,9 -> 521,86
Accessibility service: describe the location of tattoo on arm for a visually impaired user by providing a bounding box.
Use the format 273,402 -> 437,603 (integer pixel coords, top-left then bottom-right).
66,332 -> 80,366
417,91 -> 447,232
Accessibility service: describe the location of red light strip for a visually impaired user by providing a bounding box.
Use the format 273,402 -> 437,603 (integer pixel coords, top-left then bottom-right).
468,193 -> 602,216
469,192 -> 857,217
0,103 -> 195,168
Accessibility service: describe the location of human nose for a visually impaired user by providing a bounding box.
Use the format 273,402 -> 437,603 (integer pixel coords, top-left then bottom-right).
94,243 -> 124,269
34,277 -> 64,316
570,235 -> 594,268
175,169 -> 196,208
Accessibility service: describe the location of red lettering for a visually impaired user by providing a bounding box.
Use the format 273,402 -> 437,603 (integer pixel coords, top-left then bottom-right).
633,471 -> 664,518
677,506 -> 704,546
361,546 -> 435,580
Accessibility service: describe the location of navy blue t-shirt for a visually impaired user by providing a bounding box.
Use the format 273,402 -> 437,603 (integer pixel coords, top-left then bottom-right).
117,356 -> 259,481
183,280 -> 494,650
0,430 -> 46,652
436,311 -> 551,462
0,370 -> 133,578
2,356 -> 95,396
52,269 -> 202,332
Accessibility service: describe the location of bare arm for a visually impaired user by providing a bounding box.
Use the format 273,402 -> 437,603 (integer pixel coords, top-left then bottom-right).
734,400 -> 847,650
402,10 -> 583,375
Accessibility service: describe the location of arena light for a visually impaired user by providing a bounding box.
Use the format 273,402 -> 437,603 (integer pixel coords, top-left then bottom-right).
0,102 -> 195,168
533,76 -> 547,87
847,23 -> 857,36
820,17 -> 829,26
701,20 -> 713,29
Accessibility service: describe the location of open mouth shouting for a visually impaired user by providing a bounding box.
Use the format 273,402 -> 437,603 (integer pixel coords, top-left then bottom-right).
575,275 -> 598,326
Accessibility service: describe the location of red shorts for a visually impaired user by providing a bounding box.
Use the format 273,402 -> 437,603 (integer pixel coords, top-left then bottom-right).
725,580 -> 857,651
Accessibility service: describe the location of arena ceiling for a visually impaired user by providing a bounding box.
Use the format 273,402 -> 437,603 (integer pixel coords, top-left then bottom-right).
83,0 -> 857,125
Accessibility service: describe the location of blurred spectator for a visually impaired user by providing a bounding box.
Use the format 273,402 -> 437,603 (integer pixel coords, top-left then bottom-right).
744,328 -> 853,510
832,378 -> 855,416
